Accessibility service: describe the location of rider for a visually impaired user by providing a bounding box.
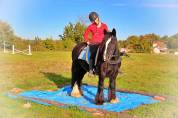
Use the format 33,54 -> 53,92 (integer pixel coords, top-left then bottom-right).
84,11 -> 108,76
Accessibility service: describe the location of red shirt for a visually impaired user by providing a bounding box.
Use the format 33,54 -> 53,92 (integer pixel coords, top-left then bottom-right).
84,22 -> 108,45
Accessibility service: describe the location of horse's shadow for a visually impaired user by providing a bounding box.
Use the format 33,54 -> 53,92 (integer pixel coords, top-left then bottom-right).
40,71 -> 71,88
41,71 -> 98,104
82,86 -> 97,104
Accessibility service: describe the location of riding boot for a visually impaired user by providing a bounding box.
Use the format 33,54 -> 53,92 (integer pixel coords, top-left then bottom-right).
88,59 -> 94,77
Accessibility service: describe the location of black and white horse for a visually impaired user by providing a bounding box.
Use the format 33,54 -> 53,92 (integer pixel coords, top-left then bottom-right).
71,29 -> 121,105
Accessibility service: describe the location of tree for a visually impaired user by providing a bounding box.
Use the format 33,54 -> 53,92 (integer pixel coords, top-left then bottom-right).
125,34 -> 160,53
167,33 -> 178,49
43,38 -> 55,50
62,22 -> 75,41
31,36 -> 45,51
0,20 -> 15,43
168,38 -> 178,49
61,21 -> 86,43
74,22 -> 86,43
161,35 -> 169,42
126,36 -> 140,52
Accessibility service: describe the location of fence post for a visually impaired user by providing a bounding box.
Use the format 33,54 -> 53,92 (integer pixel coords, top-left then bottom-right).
12,45 -> 15,54
3,41 -> 6,53
28,45 -> 32,55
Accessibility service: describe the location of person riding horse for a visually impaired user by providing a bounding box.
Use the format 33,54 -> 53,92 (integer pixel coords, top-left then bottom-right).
70,11 -> 122,105
71,28 -> 121,105
84,12 -> 108,76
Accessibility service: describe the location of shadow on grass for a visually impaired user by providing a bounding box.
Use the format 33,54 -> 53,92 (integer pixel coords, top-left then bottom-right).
41,72 -> 71,88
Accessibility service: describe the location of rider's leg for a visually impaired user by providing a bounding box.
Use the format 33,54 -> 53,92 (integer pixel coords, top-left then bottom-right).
89,45 -> 95,74
89,44 -> 99,74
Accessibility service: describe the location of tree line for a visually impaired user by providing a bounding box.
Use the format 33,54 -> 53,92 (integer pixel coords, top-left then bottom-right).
0,20 -> 178,52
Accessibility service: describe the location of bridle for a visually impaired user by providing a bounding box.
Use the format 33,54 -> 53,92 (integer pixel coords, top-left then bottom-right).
102,36 -> 121,65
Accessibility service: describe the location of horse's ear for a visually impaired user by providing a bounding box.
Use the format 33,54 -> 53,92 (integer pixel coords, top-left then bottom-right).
103,29 -> 107,35
112,28 -> 116,37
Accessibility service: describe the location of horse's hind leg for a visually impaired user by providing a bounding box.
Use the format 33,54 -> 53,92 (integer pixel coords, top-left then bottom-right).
71,61 -> 86,96
76,67 -> 86,95
71,61 -> 77,88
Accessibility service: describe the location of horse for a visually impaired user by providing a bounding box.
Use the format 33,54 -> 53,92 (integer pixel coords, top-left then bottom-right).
70,28 -> 121,105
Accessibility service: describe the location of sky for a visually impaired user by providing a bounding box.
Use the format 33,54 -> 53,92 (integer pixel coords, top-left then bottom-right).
0,0 -> 178,40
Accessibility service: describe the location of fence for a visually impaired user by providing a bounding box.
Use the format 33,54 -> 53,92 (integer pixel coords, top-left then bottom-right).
0,41 -> 32,55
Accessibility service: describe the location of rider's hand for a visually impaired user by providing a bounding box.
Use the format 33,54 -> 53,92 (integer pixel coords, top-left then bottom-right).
87,42 -> 90,45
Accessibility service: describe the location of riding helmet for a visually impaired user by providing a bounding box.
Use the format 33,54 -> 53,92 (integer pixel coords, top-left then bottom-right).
89,12 -> 99,22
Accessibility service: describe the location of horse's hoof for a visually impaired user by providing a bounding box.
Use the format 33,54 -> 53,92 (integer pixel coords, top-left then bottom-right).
70,92 -> 82,98
70,83 -> 81,98
95,100 -> 104,105
110,98 -> 119,104
95,98 -> 104,105
95,94 -> 104,105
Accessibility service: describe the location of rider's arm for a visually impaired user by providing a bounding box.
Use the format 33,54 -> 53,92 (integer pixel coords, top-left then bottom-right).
103,23 -> 109,32
84,27 -> 90,42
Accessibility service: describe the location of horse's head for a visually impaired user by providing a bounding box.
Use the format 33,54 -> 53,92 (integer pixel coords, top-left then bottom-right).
99,28 -> 120,64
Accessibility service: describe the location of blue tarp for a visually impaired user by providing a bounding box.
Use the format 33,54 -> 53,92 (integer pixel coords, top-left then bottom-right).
18,85 -> 159,112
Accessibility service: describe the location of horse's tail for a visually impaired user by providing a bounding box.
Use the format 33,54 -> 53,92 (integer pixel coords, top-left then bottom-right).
72,42 -> 87,61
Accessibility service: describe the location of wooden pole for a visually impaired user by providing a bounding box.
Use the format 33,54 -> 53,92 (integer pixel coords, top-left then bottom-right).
3,41 -> 6,53
28,45 -> 32,55
12,45 -> 15,54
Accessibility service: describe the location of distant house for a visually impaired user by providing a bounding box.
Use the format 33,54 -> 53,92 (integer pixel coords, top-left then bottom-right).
153,41 -> 168,54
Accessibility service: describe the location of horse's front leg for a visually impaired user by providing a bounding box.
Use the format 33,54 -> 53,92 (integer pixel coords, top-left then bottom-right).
95,74 -> 105,105
108,73 -> 119,103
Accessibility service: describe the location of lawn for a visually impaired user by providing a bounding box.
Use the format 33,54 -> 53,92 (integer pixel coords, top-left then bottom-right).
0,51 -> 178,118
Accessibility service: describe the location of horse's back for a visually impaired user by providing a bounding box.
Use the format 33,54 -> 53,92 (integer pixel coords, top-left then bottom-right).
72,42 -> 87,61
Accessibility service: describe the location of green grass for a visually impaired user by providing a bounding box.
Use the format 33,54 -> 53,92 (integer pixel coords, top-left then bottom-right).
0,52 -> 178,118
